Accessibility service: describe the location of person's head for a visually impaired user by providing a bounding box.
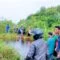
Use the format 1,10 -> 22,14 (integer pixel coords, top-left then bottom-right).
31,28 -> 43,40
33,34 -> 43,40
54,26 -> 60,35
48,32 -> 53,37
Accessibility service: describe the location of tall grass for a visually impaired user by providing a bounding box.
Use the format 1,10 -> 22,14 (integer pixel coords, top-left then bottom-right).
0,33 -> 18,41
0,41 -> 20,60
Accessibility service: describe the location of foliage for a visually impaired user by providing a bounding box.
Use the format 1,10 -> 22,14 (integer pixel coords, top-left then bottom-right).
0,20 -> 15,33
0,6 -> 60,40
18,5 -> 60,40
0,33 -> 18,41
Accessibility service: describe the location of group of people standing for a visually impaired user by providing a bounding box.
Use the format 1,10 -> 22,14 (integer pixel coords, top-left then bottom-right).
25,26 -> 60,60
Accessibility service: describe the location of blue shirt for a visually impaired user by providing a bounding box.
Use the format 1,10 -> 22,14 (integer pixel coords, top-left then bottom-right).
6,25 -> 10,32
47,37 -> 55,55
57,36 -> 60,51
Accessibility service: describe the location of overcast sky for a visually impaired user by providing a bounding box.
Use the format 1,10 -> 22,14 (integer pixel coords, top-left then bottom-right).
0,0 -> 60,23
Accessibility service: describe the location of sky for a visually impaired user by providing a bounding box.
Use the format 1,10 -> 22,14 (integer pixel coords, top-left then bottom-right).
0,0 -> 60,23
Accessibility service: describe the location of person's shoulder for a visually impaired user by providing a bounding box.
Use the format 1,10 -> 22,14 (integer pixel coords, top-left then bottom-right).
53,35 -> 58,39
53,35 -> 58,41
47,37 -> 52,41
47,37 -> 54,42
31,39 -> 40,46
31,41 -> 35,45
31,40 -> 37,45
30,41 -> 36,48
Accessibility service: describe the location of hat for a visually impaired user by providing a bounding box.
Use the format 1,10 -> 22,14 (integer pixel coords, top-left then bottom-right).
30,28 -> 43,35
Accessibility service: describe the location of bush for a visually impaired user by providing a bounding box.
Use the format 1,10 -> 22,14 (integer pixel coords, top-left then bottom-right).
0,33 -> 18,41
0,41 -> 20,60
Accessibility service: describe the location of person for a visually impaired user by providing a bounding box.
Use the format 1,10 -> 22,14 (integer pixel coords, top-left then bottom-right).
55,26 -> 60,60
6,24 -> 10,33
17,28 -> 23,41
18,27 -> 24,43
25,28 -> 47,60
17,28 -> 21,35
47,32 -> 55,60
52,26 -> 59,58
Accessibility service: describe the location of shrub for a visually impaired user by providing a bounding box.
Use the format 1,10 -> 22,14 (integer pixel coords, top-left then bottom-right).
0,41 -> 20,60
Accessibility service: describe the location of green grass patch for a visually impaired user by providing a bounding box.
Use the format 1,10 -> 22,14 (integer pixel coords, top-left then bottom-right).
0,41 -> 20,60
0,33 -> 18,41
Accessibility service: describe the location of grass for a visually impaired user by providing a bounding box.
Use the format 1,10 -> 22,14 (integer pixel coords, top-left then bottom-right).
0,33 -> 18,41
0,41 -> 20,60
0,33 -> 34,42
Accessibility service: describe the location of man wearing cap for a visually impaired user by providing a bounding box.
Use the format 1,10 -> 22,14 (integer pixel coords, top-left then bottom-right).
25,28 -> 47,60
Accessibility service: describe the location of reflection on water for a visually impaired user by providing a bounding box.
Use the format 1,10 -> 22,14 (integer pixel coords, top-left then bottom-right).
5,40 -> 31,60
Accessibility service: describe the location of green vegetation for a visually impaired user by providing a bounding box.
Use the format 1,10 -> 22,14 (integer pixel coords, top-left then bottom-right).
0,33 -> 18,41
0,5 -> 60,60
18,6 -> 60,40
0,6 -> 60,40
0,41 -> 20,60
0,20 -> 15,33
